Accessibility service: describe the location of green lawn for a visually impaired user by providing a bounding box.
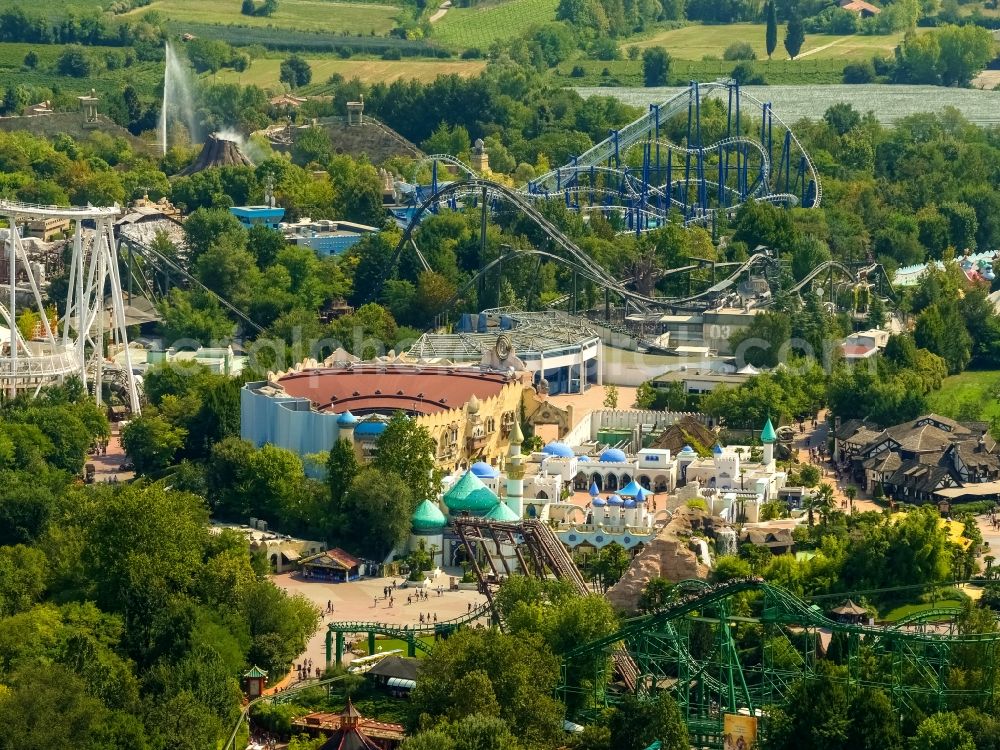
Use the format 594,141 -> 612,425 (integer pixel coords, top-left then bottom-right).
927,369 -> 1000,424
625,23 -> 911,62
213,56 -> 485,88
881,600 -> 965,623
356,636 -> 434,656
124,0 -> 403,35
432,0 -> 558,50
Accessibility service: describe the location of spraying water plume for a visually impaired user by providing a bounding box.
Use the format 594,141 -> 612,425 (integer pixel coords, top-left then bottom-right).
159,41 -> 199,155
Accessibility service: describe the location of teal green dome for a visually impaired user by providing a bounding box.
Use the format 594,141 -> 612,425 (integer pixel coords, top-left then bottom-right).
443,470 -> 500,514
484,501 -> 520,522
412,499 -> 447,532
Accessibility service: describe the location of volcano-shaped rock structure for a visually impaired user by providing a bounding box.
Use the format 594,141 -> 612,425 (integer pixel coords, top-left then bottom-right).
179,133 -> 253,176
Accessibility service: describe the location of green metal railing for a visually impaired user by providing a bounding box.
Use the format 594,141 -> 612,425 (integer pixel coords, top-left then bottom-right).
325,600 -> 494,666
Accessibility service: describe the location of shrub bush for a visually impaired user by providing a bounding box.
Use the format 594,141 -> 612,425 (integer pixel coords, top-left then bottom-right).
843,60 -> 876,83
723,41 -> 756,61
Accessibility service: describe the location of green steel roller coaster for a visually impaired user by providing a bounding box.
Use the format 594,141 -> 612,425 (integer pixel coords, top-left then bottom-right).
558,577 -> 999,749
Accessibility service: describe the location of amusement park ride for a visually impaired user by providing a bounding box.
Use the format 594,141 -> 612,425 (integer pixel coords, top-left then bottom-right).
0,200 -> 141,412
314,517 -> 999,749
391,80 -> 894,320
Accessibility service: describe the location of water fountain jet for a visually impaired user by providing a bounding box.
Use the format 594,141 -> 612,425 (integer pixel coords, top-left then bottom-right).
158,41 -> 199,155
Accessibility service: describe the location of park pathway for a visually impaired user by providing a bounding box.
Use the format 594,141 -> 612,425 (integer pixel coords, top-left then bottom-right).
429,1 -> 451,23
794,35 -> 848,59
790,410 -> 877,514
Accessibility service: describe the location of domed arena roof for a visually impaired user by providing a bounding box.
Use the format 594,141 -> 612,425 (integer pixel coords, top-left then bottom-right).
443,470 -> 500,514
336,410 -> 358,427
412,500 -> 447,532
542,441 -> 574,458
470,461 -> 499,479
599,448 -> 628,463
484,501 -> 519,522
607,494 -> 624,506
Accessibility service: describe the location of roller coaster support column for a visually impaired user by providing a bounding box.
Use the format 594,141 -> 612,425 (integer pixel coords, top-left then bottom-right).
431,160 -> 438,213
407,633 -> 416,658
684,86 -> 693,219
7,218 -> 15,398
479,185 -> 488,300
74,221 -> 86,393
651,104 -> 661,183
605,288 -> 611,323
368,631 -> 376,657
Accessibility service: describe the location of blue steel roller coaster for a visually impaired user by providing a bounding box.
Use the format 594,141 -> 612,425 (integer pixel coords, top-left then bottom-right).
406,80 -> 820,233
385,81 -> 900,321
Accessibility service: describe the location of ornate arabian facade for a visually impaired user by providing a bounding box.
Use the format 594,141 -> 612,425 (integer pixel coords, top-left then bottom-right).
241,344 -> 560,473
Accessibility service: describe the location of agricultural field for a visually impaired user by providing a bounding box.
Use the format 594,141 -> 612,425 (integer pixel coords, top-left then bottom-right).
625,23 -> 913,62
0,0 -> 103,12
0,42 -> 65,68
432,0 -> 558,50
556,57 -> 847,86
0,42 -> 162,98
123,0 -> 404,36
571,84 -> 1000,126
927,369 -> 1000,424
212,56 -> 486,89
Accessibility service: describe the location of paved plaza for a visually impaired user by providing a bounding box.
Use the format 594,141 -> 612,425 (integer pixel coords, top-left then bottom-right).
273,569 -> 488,681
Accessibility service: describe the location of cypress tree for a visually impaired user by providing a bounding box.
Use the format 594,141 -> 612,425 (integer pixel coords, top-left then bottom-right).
765,1 -> 778,60
784,16 -> 805,60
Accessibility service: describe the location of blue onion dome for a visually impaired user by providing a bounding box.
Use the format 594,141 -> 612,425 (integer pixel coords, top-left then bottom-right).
679,445 -> 696,456
412,499 -> 447,531
470,461 -> 499,479
607,494 -> 624,506
599,448 -> 628,463
336,410 -> 358,427
592,496 -> 607,507
589,481 -> 600,497
623,497 -> 637,509
542,441 -> 574,458
578,456 -> 590,462
712,443 -> 724,455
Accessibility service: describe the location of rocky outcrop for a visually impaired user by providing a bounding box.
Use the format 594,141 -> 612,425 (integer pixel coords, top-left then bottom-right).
606,507 -> 723,614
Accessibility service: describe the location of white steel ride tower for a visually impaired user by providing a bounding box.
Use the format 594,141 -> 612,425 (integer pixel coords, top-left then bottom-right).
0,200 -> 140,413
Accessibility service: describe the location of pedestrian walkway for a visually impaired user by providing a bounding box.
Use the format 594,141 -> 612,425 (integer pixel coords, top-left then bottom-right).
272,571 -> 486,686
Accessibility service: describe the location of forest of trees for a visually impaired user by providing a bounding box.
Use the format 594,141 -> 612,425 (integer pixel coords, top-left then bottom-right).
0,382 -> 317,749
